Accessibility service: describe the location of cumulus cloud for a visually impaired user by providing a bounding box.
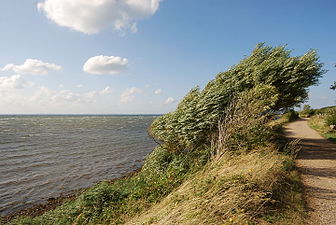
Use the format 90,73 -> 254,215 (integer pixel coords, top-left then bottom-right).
154,88 -> 162,94
0,75 -> 28,90
165,97 -> 175,104
121,87 -> 142,103
83,56 -> 128,75
2,59 -> 61,75
37,0 -> 162,34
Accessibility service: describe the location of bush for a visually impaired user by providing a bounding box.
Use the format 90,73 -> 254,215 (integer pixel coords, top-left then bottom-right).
214,86 -> 277,155
300,105 -> 316,117
80,182 -> 128,217
284,110 -> 299,122
325,109 -> 336,126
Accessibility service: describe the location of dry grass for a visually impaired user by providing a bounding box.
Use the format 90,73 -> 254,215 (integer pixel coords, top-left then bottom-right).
125,148 -> 305,225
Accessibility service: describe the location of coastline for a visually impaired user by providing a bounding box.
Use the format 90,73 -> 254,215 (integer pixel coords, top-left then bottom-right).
0,168 -> 141,223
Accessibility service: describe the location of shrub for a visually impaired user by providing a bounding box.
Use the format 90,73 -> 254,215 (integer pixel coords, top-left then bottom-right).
214,85 -> 278,155
80,182 -> 128,217
284,110 -> 299,122
300,105 -> 316,117
325,109 -> 336,126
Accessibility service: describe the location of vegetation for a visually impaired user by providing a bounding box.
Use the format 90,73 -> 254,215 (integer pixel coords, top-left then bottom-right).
324,108 -> 336,126
150,43 -> 324,152
330,64 -> 336,90
2,44 -> 323,225
299,105 -> 316,118
308,107 -> 336,142
283,110 -> 299,122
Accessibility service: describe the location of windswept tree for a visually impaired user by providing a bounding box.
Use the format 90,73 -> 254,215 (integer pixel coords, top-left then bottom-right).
331,83 -> 336,90
150,43 -> 325,152
331,64 -> 336,90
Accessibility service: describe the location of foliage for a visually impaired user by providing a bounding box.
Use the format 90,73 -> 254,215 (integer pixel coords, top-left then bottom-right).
126,92 -> 306,224
284,110 -> 299,122
300,104 -> 316,117
303,104 -> 311,111
308,114 -> 336,143
213,85 -> 278,155
150,43 -> 324,152
330,64 -> 336,90
325,108 -> 336,126
331,82 -> 336,90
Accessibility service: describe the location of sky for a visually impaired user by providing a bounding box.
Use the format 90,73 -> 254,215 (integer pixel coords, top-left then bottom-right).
0,0 -> 335,114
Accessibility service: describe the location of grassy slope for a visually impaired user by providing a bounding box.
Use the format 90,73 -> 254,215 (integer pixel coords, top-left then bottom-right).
127,148 -> 305,225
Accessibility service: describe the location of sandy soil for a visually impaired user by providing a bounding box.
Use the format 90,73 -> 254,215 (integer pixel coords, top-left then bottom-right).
284,118 -> 336,225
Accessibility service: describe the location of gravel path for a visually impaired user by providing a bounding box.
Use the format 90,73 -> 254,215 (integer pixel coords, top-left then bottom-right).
284,119 -> 336,225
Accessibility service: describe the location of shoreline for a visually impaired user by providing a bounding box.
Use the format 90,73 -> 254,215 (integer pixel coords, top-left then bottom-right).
0,168 -> 141,223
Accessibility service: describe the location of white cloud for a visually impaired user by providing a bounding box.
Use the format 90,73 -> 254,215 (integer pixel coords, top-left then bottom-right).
83,56 -> 128,75
154,88 -> 162,94
31,86 -> 112,104
75,84 -> 84,88
121,87 -> 142,103
0,75 -> 28,90
2,59 -> 62,75
100,86 -> 112,95
52,90 -> 85,103
165,97 -> 175,104
37,0 -> 162,34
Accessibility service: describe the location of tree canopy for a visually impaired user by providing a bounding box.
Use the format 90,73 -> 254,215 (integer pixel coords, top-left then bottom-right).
331,65 -> 336,90
150,43 -> 324,152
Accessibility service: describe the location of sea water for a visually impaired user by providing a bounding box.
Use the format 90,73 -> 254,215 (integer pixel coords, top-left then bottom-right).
0,115 -> 157,216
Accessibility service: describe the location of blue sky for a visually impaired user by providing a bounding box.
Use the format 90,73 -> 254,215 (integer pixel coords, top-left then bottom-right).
0,0 -> 335,114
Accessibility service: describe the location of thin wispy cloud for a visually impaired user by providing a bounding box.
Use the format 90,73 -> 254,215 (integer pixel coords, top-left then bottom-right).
154,88 -> 162,94
75,84 -> 84,88
120,87 -> 142,103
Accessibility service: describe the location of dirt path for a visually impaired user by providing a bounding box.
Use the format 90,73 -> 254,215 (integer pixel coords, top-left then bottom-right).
284,119 -> 336,225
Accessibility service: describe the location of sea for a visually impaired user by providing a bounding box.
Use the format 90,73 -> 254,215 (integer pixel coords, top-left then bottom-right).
0,115 -> 158,216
